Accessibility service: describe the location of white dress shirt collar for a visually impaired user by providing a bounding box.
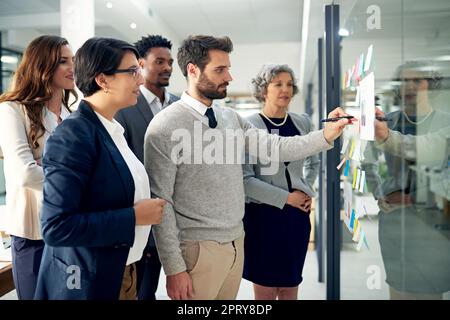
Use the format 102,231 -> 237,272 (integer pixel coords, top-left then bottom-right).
94,111 -> 125,138
181,91 -> 213,116
140,85 -> 170,107
43,105 -> 71,120
43,105 -> 71,135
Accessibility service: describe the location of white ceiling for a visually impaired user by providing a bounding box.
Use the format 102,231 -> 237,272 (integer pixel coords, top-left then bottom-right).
1,0 -> 449,96
149,0 -> 303,43
0,0 -> 303,44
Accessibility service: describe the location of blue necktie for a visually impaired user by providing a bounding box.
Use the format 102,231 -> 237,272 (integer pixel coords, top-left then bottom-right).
205,107 -> 217,128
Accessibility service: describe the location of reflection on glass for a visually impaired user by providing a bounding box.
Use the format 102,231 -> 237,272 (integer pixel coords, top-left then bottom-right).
363,61 -> 450,299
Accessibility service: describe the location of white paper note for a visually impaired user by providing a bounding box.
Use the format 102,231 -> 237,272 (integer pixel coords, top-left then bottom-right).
341,138 -> 349,155
355,169 -> 361,191
359,170 -> 366,193
359,72 -> 375,141
364,44 -> 373,72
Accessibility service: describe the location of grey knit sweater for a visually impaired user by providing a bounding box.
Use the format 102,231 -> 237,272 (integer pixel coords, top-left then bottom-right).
144,99 -> 332,275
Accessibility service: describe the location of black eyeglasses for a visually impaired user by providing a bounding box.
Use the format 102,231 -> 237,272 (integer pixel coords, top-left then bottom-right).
111,67 -> 141,79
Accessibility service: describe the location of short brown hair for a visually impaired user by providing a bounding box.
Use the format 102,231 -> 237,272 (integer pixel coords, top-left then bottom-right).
177,35 -> 233,77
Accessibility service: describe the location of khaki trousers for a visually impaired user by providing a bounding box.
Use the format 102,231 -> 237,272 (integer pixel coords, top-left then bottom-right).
180,233 -> 244,300
119,263 -> 137,300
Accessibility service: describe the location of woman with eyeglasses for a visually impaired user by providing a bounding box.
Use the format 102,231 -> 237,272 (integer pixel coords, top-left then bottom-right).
34,37 -> 165,300
0,35 -> 77,300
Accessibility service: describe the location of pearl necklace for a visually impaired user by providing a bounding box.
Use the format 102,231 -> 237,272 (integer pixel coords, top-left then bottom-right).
402,110 -> 433,125
260,110 -> 288,127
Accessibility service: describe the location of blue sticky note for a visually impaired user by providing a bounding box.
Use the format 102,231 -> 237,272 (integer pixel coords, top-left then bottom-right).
349,209 -> 355,230
343,160 -> 350,177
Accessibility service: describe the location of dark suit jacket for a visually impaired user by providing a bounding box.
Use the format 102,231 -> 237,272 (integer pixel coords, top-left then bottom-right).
115,91 -> 179,163
115,91 -> 178,249
35,100 -> 136,300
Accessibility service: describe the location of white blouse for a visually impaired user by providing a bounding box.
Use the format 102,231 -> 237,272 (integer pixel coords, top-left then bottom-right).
94,111 -> 151,266
0,102 -> 70,239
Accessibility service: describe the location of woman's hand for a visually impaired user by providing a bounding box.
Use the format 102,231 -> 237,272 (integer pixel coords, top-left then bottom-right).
287,190 -> 312,212
134,198 -> 166,225
323,107 -> 356,144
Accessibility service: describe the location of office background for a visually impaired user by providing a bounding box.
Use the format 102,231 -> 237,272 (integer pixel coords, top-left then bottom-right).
1,0 -> 449,300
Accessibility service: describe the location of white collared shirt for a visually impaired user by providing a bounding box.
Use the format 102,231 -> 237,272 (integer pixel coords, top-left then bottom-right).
94,111 -> 151,266
181,91 -> 219,127
43,105 -> 71,144
140,85 -> 171,116
180,91 -> 210,115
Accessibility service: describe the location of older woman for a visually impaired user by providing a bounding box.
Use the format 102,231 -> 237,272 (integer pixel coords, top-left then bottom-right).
34,37 -> 165,300
0,35 -> 77,299
243,64 -> 319,300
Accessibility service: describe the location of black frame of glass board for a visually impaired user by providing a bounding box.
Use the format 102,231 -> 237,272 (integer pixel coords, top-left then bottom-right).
325,3 -> 341,301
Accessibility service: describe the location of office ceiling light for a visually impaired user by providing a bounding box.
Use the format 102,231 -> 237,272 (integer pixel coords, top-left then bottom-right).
1,55 -> 19,64
130,23 -> 137,29
106,2 -> 113,9
339,28 -> 350,37
434,55 -> 450,61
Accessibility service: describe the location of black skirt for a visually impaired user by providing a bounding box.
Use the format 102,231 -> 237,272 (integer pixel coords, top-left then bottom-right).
243,202 -> 311,287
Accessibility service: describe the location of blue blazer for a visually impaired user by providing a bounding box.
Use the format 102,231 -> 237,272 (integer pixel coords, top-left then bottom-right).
35,100 -> 136,300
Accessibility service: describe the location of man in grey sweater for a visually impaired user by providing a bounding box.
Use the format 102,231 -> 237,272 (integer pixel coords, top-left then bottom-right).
144,35 -> 353,300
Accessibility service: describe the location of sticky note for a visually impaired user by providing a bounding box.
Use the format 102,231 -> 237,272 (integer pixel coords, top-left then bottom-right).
351,139 -> 361,161
352,219 -> 361,241
354,59 -> 359,79
349,139 -> 356,158
347,68 -> 352,87
349,209 -> 355,231
358,53 -> 364,77
352,168 -> 358,188
364,44 -> 373,72
343,214 -> 351,232
359,170 -> 366,193
337,156 -> 347,170
355,169 -> 361,191
359,72 -> 375,141
356,229 -> 365,251
341,138 -> 349,155
344,160 -> 350,177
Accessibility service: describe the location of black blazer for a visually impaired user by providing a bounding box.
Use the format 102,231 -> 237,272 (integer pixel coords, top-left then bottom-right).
35,100 -> 136,300
115,91 -> 179,162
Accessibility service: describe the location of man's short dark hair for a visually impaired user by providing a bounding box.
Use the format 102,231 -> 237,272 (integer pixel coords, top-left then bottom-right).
134,35 -> 172,58
177,35 -> 233,77
75,37 -> 139,97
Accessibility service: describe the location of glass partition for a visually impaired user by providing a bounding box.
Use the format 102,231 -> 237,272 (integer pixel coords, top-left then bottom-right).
338,0 -> 450,299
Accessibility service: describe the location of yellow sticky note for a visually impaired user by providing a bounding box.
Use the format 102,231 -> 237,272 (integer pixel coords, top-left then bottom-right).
352,168 -> 358,189
349,139 -> 356,158
353,218 -> 359,235
353,221 -> 361,242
